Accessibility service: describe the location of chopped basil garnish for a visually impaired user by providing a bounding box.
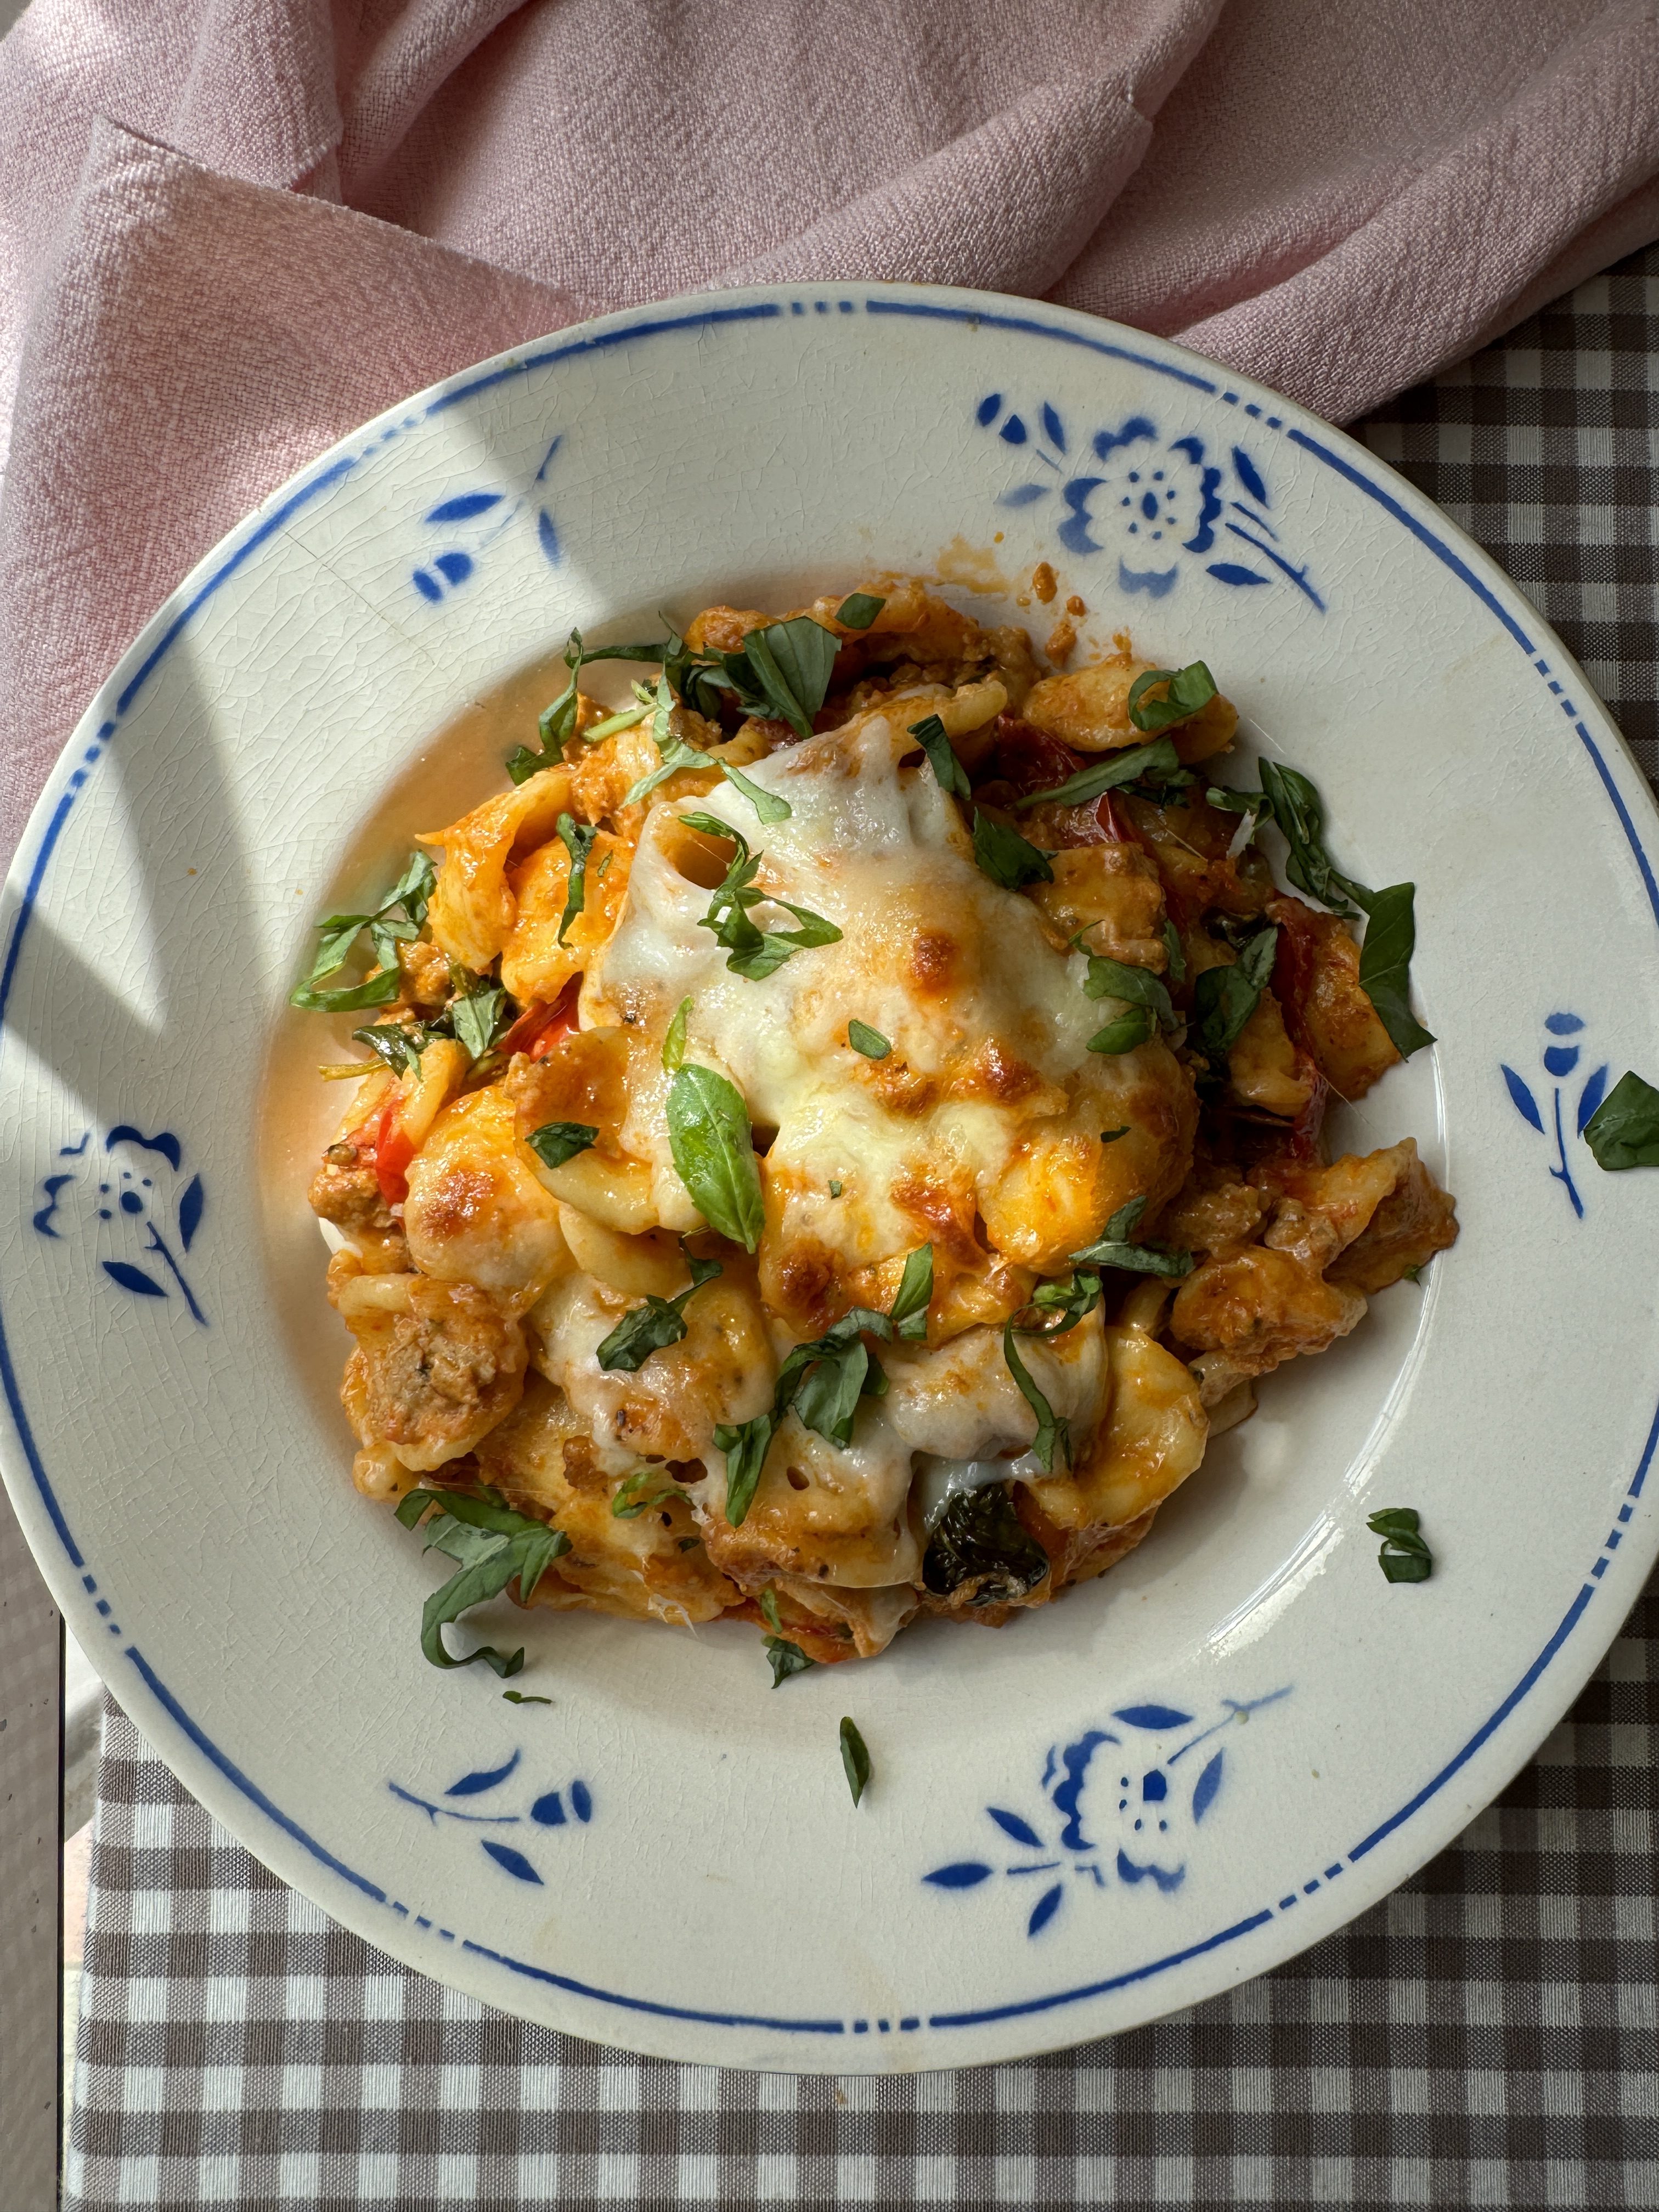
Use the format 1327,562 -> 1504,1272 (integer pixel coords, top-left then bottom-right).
581,702 -> 651,744
759,1587 -> 784,1634
1355,883 -> 1434,1057
1024,1269 -> 1103,1335
1127,661 -> 1217,733
527,1120 -> 597,1170
448,969 -> 511,1062
1013,736 -> 1180,812
1001,1319 -> 1069,1472
290,849 -> 435,1011
1368,1505 -> 1432,1583
742,617 -> 839,740
828,1178 -> 843,1197
1079,945 -> 1178,1030
1256,762 -> 1364,917
909,713 -> 971,800
836,592 -> 885,630
680,813 -> 840,980
1191,926 -> 1278,1072
610,1466 -> 679,1519
1070,1194 -> 1195,1278
721,761 -> 792,823
888,1244 -> 934,1341
839,1716 -> 871,1806
1584,1070 -> 1659,1169
665,1064 -> 765,1250
972,809 -> 1054,889
507,629 -> 674,782
765,1637 -> 817,1686
595,1247 -> 723,1372
393,1486 -> 571,1674
848,1020 -> 890,1059
622,675 -> 708,806
351,1018 -> 438,1075
555,813 -> 599,945
1087,1006 -> 1154,1054
1161,918 -> 1187,985
663,995 -> 691,1073
711,1412 -> 776,1525
1100,1125 -> 1129,1144
501,1690 -> 552,1705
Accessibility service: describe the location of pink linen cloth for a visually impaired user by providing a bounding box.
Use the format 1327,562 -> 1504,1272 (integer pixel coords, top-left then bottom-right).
3,0 -> 1659,868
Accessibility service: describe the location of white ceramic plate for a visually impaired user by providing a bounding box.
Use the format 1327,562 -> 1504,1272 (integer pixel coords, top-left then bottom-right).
5,285 -> 1658,2074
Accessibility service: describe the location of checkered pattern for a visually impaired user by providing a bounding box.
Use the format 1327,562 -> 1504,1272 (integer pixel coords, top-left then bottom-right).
65,243 -> 1659,2211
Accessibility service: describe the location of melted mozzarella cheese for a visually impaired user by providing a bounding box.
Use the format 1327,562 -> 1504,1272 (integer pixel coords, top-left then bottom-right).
588,696 -> 1191,1305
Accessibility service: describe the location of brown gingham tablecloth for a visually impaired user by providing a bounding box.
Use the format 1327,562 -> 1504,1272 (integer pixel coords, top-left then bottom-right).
64,246 -> 1659,2212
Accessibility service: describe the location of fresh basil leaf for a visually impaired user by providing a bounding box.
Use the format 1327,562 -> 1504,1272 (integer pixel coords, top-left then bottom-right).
1127,661 -> 1217,733
396,1488 -> 571,1673
765,1636 -> 817,1686
1026,1269 -> 1103,1335
555,812 -> 599,945
1190,926 -> 1278,1069
582,702 -> 651,744
1087,1007 -> 1154,1054
622,675 -> 708,805
923,1482 -> 1051,1605
663,995 -> 691,1073
972,809 -> 1054,889
848,1020 -> 890,1059
828,1178 -> 844,1197
501,1690 -> 552,1705
595,1247 -> 723,1372
1070,1195 -> 1194,1278
666,1064 -> 765,1250
759,1586 -> 784,1634
1355,883 -> 1434,1057
837,592 -> 885,630
449,972 -> 510,1060
1100,1125 -> 1129,1144
611,1466 -> 678,1519
1001,1319 -> 1069,1472
290,969 -> 403,1014
1256,761 -> 1365,918
789,1334 -> 875,1448
909,713 -> 972,800
1205,783 -> 1265,816
713,1414 -> 776,1525
742,617 -> 838,740
768,900 -> 842,947
352,1020 -> 428,1076
889,1245 -> 934,1340
1079,948 -> 1178,1031
527,1120 -> 597,1170
1368,1504 -> 1432,1582
1583,1069 -> 1659,1169
722,761 -> 792,822
1102,1197 -> 1147,1242
383,849 -> 436,929
1161,918 -> 1187,986
839,1716 -> 871,1807
1013,736 -> 1181,812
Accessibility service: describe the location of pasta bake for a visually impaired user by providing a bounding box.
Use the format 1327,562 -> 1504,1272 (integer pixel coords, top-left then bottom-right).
296,578 -> 1458,1678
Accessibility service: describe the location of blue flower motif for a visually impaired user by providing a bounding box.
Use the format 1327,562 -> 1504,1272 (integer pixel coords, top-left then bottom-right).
33,1125 -> 207,1324
922,1690 -> 1288,1939
389,1747 -> 594,1883
411,437 -> 563,604
1500,1013 -> 1608,1218
973,398 -> 1323,610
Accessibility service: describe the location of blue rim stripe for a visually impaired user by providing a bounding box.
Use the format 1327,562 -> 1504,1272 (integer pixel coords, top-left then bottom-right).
2,287 -> 1655,2041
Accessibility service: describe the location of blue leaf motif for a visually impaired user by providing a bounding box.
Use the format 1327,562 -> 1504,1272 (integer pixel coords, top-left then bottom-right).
425,492 -> 503,523
986,1807 -> 1043,1849
1543,1044 -> 1579,1078
103,1260 -> 166,1299
445,1748 -> 521,1798
1544,1012 -> 1585,1035
1117,562 -> 1179,597
997,484 -> 1048,508
1206,562 -> 1269,587
1192,1750 -> 1224,1824
1232,447 -> 1269,505
435,551 -> 473,586
923,1861 -> 992,1889
1000,415 -> 1028,446
1040,403 -> 1067,453
1113,1705 -> 1194,1731
531,1790 -> 566,1826
413,569 -> 442,603
177,1175 -> 204,1252
537,509 -> 561,565
1026,1883 -> 1064,1936
571,1780 -> 593,1823
1578,1064 -> 1610,1135
481,1840 -> 543,1884
975,393 -> 1002,426
1502,1064 -> 1544,1133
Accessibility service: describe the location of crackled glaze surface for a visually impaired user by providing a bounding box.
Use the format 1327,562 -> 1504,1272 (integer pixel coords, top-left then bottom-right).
3,286 -> 1659,2072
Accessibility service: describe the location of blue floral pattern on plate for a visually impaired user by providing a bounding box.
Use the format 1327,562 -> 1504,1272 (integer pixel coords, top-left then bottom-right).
33,1125 -> 207,1323
1500,1013 -> 1609,1218
389,1746 -> 594,1885
923,1689 -> 1289,1937
975,394 -> 1324,610
411,437 -> 563,603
